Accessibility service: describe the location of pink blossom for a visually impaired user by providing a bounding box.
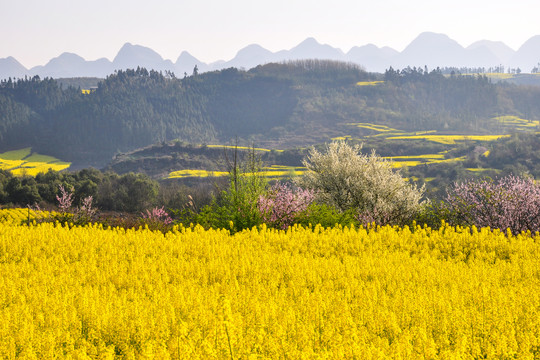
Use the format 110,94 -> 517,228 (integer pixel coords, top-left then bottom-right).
446,175 -> 540,234
258,182 -> 315,230
56,184 -> 74,212
79,196 -> 96,219
141,206 -> 173,225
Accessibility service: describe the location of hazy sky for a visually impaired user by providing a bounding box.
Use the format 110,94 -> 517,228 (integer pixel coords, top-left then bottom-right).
2,0 -> 540,68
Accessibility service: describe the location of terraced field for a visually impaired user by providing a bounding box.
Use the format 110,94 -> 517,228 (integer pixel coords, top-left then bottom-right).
346,122 -> 401,133
166,118 -> 536,180
206,144 -> 283,153
167,165 -> 306,180
492,115 -> 540,130
385,134 -> 509,144
355,80 -> 384,86
0,148 -> 71,176
168,169 -> 229,179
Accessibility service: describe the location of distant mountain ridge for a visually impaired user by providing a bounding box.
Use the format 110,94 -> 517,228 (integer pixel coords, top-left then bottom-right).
2,32 -> 540,79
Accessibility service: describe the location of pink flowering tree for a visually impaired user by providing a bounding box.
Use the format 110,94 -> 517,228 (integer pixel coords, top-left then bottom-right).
55,184 -> 98,224
56,184 -> 74,212
445,175 -> 540,234
257,182 -> 315,230
78,196 -> 97,222
140,206 -> 173,231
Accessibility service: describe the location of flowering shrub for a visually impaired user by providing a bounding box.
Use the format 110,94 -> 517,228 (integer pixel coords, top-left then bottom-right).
77,196 -> 97,223
445,175 -> 540,234
298,140 -> 425,225
140,206 -> 173,231
56,184 -> 74,212
54,184 -> 98,225
257,182 -> 315,229
294,203 -> 359,228
141,206 -> 173,225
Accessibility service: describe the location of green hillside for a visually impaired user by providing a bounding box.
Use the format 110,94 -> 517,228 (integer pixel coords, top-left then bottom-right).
2,62 -> 540,169
106,129 -> 540,201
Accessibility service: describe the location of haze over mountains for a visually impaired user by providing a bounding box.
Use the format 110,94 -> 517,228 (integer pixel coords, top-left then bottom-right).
2,32 -> 540,79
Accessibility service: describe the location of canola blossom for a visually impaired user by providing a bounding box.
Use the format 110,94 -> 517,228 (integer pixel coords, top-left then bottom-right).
0,208 -> 55,225
1,215 -> 540,358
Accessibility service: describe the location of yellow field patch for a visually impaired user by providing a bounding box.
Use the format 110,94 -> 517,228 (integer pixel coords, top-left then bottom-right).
385,154 -> 445,161
391,161 -> 422,168
0,148 -> 71,176
356,80 -> 384,86
485,72 -> 515,79
492,115 -> 540,129
346,122 -> 401,132
387,134 -> 509,144
11,163 -> 71,177
168,169 -> 229,179
259,165 -> 306,178
0,159 -> 26,170
387,153 -> 466,168
466,168 -> 496,172
168,165 -> 306,180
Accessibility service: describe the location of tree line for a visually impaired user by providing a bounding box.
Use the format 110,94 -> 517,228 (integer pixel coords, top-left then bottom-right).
0,168 -> 160,213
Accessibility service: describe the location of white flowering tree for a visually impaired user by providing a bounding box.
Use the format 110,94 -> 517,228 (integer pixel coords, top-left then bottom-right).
297,140 -> 425,225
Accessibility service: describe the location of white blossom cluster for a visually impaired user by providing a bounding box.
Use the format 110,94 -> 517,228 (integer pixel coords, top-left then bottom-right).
298,140 -> 425,225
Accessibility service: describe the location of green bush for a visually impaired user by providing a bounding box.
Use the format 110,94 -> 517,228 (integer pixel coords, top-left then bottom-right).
189,146 -> 268,233
414,201 -> 449,229
294,203 -> 359,229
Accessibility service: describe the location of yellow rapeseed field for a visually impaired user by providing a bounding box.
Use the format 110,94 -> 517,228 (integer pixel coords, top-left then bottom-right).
1,213 -> 540,358
0,208 -> 55,225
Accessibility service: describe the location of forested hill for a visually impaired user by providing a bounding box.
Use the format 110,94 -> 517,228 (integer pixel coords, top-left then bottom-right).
1,61 -> 540,168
